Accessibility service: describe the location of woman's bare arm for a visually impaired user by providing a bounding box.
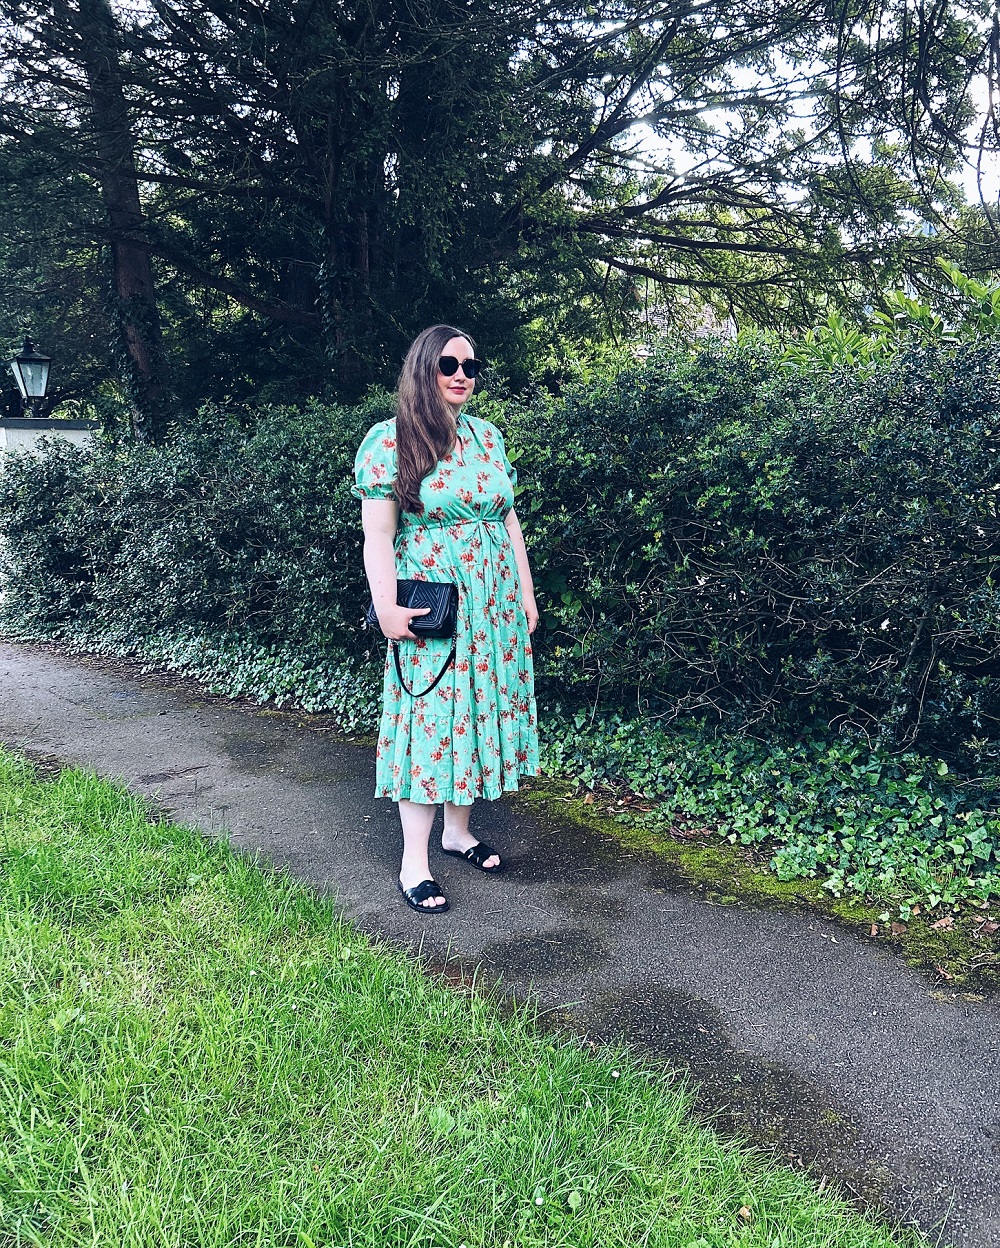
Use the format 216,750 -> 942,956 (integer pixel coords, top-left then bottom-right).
504,508 -> 539,634
361,498 -> 429,640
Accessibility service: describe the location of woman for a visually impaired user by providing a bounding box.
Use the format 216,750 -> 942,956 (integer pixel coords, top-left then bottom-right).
353,325 -> 539,913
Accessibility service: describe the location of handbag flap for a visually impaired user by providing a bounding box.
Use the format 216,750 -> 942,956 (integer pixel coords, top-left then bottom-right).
401,579 -> 454,631
364,579 -> 457,637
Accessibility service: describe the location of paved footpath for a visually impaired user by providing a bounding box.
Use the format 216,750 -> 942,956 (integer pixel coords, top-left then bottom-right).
1,642 -> 997,1248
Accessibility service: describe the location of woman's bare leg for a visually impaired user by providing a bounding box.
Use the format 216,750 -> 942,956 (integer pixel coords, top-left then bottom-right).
398,799 -> 445,908
442,799 -> 500,869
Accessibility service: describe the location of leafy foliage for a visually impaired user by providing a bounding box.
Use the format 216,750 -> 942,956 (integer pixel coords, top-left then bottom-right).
505,336 -> 1000,759
3,339 -> 1000,760
541,711 -> 1000,915
1,0 -> 997,406
780,261 -> 1000,370
0,395 -> 389,652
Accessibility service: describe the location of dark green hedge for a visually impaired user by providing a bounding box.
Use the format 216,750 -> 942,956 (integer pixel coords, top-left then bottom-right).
0,394 -> 388,657
502,338 -> 1000,760
2,340 -> 999,760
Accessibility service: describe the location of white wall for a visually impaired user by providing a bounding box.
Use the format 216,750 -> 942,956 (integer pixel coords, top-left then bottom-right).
0,419 -> 98,453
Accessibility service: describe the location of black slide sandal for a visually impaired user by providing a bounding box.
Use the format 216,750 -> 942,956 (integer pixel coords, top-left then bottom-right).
441,841 -> 502,873
397,878 -> 449,913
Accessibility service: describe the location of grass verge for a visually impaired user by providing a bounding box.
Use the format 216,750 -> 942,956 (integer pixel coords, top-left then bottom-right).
0,749 -> 926,1248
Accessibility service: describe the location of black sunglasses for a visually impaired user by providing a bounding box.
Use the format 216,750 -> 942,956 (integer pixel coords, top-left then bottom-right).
438,355 -> 483,379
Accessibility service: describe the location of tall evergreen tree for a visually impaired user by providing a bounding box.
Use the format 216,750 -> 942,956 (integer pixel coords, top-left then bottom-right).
0,0 -> 995,412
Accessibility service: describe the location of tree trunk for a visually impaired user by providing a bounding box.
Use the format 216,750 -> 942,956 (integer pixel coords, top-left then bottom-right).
75,0 -> 172,440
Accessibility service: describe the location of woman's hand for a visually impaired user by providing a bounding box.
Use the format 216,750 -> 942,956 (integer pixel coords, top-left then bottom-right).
379,604 -> 431,641
523,594 -> 539,634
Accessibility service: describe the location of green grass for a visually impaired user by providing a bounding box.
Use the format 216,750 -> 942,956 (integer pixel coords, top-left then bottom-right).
0,750 -> 926,1248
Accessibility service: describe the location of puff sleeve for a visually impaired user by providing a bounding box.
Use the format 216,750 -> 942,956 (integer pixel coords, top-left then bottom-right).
352,420 -> 397,501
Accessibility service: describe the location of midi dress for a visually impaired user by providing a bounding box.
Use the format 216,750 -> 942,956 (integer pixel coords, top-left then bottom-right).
353,412 -> 539,805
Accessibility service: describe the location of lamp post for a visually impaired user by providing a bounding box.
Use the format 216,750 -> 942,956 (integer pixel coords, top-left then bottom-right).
8,336 -> 52,415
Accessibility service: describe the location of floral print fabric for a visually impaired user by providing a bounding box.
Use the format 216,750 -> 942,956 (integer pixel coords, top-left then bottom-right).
353,413 -> 539,805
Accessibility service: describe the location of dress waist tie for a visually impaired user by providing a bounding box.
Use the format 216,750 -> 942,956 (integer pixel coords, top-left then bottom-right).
397,519 -> 509,643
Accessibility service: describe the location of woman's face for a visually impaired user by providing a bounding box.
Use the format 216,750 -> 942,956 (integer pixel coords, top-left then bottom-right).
436,336 -> 476,411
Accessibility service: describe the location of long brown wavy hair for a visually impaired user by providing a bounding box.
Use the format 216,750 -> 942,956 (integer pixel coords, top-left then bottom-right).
394,324 -> 476,514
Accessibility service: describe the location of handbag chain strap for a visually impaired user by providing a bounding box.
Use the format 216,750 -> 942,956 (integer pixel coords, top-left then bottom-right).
392,642 -> 456,699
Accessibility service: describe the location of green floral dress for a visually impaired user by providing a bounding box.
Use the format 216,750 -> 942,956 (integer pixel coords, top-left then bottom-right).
353,412 -> 539,805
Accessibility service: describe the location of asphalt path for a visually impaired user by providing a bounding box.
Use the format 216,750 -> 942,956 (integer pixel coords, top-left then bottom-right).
0,641 -> 996,1248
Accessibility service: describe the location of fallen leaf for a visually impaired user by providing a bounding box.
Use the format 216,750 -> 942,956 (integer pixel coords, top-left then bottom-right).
891,921 -> 907,935
935,965 -> 954,980
670,824 -> 705,841
582,792 -> 594,805
912,906 -> 921,916
737,1206 -> 752,1220
870,923 -> 879,936
980,920 -> 999,935
930,916 -> 954,930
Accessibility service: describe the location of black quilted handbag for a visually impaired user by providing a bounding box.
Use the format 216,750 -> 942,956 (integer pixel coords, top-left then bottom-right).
365,579 -> 459,697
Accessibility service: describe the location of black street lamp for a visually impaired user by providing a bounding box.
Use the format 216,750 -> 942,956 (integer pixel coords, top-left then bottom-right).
8,336 -> 52,414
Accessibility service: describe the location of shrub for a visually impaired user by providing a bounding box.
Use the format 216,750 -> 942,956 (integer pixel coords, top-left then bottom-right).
0,394 -> 391,655
506,337 -> 1000,759
1,340 -> 1000,759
